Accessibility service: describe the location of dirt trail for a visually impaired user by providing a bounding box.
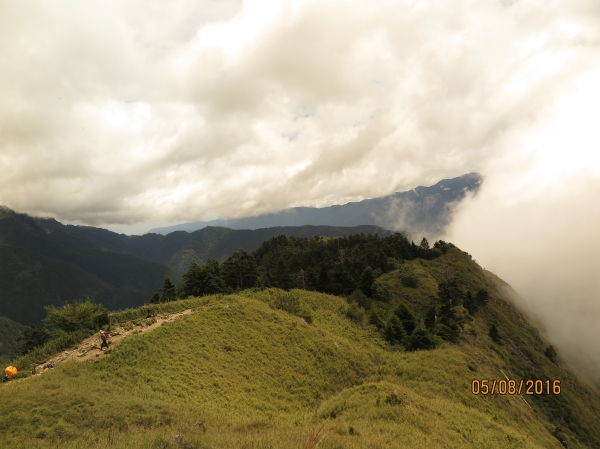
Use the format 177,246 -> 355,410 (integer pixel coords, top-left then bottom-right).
32,309 -> 195,374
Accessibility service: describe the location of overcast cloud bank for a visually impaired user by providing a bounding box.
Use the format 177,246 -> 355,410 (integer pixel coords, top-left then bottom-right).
1,0 -> 598,231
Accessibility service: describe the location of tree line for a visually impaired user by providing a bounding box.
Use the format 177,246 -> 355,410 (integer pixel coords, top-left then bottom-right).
150,233 -> 449,302
147,232 -> 494,351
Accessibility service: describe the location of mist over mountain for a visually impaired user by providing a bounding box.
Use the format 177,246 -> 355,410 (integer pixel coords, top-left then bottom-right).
149,173 -> 481,236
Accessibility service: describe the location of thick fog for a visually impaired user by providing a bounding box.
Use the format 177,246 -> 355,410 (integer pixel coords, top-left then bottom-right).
445,71 -> 600,382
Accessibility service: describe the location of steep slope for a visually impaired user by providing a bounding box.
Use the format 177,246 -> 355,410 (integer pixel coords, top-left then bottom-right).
150,172 -> 482,235
1,247 -> 599,448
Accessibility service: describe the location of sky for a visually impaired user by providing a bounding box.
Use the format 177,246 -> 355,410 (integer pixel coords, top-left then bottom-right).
2,1 -> 600,379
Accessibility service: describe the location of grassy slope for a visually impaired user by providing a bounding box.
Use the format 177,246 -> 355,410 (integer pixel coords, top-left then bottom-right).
0,248 -> 598,448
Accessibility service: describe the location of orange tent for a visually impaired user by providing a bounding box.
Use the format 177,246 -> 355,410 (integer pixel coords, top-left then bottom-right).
4,366 -> 18,377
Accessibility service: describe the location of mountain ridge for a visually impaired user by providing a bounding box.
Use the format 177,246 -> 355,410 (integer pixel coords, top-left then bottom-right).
149,172 -> 482,235
0,207 -> 394,324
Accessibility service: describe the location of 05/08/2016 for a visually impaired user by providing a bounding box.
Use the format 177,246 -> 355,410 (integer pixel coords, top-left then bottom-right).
471,379 -> 561,395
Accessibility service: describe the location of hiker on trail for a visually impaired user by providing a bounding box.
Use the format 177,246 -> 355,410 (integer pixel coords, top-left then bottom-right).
100,330 -> 110,350
46,361 -> 54,369
30,363 -> 38,375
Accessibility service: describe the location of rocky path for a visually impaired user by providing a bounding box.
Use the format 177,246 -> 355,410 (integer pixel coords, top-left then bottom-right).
32,309 -> 194,374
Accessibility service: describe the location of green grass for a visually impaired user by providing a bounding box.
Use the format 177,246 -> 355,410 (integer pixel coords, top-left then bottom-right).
0,248 -> 599,448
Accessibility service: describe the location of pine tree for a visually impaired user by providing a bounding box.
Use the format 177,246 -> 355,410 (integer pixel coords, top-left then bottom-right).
463,291 -> 478,314
394,305 -> 417,335
223,249 -> 258,290
385,315 -> 407,345
198,260 -> 225,295
476,289 -> 489,306
317,267 -> 329,292
424,304 -> 437,329
369,310 -> 385,329
160,276 -> 178,302
275,259 -> 293,290
406,327 -> 441,351
359,266 -> 376,297
181,262 -> 202,298
545,345 -> 558,363
489,324 -> 501,343
255,266 -> 272,289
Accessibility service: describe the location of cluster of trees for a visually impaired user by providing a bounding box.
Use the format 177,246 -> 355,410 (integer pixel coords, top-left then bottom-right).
365,275 -> 490,350
17,300 -> 109,355
147,230 -> 491,353
149,233 -> 452,303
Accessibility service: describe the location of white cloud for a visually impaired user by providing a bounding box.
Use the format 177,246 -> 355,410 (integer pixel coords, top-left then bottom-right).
0,0 -> 598,233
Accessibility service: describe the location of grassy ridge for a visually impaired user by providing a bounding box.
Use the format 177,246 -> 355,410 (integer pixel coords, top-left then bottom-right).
0,248 -> 598,448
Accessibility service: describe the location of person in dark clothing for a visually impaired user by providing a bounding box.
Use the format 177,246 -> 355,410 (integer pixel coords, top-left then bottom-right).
100,330 -> 109,350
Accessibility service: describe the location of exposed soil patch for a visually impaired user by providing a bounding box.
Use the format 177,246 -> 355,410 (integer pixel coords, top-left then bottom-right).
33,309 -> 194,373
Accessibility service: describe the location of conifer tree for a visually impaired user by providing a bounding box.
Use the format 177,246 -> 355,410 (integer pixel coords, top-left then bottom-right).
160,276 -> 178,302
369,310 -> 385,329
463,291 -> 478,314
359,266 -> 376,297
275,259 -> 293,290
394,304 -> 417,335
406,327 -> 441,351
181,262 -> 202,298
545,345 -> 558,363
424,304 -> 437,329
255,266 -> 272,289
198,259 -> 226,295
476,289 -> 490,305
385,315 -> 407,345
223,249 -> 258,290
489,324 -> 501,343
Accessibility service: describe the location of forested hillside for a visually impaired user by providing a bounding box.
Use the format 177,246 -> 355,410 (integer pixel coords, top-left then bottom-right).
155,231 -> 442,300
54,223 -> 392,276
0,207 -> 171,324
0,204 -> 392,324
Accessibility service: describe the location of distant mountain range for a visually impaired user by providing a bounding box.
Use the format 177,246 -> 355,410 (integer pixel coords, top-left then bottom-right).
0,205 -> 390,324
0,207 -> 173,324
150,173 -> 482,235
64,224 -> 392,277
